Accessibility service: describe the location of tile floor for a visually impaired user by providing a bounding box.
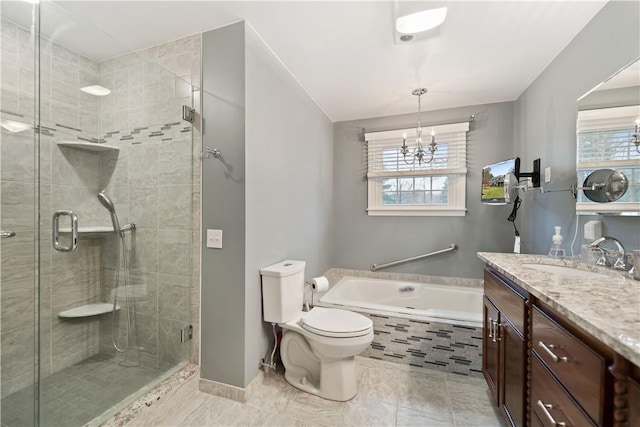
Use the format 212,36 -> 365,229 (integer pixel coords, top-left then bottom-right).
126,357 -> 505,427
1,353 -> 169,427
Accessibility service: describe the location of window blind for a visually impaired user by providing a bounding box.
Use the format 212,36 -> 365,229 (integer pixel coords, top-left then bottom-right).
365,121 -> 469,178
577,105 -> 640,168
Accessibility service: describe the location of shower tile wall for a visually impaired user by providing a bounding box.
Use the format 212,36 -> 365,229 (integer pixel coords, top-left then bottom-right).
1,16 -> 201,398
96,34 -> 201,368
1,17 -> 104,397
1,17 -> 38,402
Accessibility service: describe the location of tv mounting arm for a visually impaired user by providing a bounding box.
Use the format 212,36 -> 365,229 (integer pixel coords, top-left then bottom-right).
517,158 -> 541,188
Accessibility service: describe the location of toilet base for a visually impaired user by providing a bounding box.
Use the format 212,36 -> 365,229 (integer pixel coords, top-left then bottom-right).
280,330 -> 359,401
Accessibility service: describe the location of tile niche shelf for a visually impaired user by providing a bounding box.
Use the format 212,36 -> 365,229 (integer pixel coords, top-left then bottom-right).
57,141 -> 119,152
58,303 -> 119,318
59,226 -> 115,235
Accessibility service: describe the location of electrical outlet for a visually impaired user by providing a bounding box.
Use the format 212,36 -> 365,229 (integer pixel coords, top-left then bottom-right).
545,167 -> 551,183
584,221 -> 602,241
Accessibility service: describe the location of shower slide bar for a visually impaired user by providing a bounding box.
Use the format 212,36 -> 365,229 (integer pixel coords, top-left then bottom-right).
370,243 -> 458,271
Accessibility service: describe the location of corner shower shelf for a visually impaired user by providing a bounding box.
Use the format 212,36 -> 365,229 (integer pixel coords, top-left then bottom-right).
57,141 -> 119,152
58,303 -> 119,318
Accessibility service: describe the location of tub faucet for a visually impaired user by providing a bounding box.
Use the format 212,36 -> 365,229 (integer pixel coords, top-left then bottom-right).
589,236 -> 631,271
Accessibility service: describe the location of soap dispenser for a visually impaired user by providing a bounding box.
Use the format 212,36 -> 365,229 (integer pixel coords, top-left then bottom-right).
548,226 -> 566,258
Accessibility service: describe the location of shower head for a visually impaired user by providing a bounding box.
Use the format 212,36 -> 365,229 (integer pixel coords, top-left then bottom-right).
98,190 -> 121,233
98,191 -> 116,213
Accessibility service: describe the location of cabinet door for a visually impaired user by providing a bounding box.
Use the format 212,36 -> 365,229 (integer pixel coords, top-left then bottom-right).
483,297 -> 500,404
629,377 -> 640,427
500,319 -> 526,427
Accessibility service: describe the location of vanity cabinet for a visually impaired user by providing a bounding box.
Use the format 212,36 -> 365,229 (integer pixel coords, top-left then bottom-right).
482,265 -> 640,427
483,268 -> 528,427
531,306 -> 607,425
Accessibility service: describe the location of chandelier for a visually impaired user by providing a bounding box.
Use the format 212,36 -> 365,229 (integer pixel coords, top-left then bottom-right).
632,117 -> 640,153
401,88 -> 437,165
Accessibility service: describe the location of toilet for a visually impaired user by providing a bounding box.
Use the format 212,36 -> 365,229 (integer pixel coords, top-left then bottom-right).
260,260 -> 373,401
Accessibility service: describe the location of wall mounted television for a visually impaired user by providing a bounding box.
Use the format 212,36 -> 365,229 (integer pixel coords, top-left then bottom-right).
481,158 -> 520,205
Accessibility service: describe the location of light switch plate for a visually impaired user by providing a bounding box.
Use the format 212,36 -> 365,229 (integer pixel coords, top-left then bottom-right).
207,229 -> 222,249
544,167 -> 551,183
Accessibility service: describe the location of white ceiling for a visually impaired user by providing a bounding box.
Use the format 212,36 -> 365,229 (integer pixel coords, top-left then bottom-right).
10,1 -> 609,122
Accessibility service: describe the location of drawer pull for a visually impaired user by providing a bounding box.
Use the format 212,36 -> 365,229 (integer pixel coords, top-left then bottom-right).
537,400 -> 567,427
539,341 -> 568,363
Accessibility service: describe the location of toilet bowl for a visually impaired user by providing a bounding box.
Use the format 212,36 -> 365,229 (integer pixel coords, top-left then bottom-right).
279,307 -> 373,401
260,260 -> 373,401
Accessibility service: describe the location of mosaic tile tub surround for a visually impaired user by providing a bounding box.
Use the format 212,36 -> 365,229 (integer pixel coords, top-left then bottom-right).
362,313 -> 483,377
313,268 -> 484,377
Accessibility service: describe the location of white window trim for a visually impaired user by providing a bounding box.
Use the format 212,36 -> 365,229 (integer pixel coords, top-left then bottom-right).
365,122 -> 469,217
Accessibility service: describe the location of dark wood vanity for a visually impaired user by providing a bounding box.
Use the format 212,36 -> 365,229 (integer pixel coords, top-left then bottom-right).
482,266 -> 640,427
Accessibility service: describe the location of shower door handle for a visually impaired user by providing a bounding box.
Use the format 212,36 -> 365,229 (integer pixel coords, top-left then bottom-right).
52,210 -> 78,252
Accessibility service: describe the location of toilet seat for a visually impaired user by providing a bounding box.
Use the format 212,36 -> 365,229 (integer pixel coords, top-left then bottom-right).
300,307 -> 372,338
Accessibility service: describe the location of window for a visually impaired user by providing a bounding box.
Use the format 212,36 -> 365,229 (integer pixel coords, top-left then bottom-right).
577,105 -> 640,213
365,121 -> 469,216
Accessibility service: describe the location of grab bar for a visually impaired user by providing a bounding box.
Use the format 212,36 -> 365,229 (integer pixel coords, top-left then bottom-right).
370,244 -> 458,271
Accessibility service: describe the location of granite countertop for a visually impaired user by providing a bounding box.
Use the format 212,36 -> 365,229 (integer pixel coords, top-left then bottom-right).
477,252 -> 640,367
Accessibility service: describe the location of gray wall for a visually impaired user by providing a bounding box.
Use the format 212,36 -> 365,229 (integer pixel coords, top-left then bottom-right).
514,0 -> 640,254
578,85 -> 640,110
332,102 -> 516,279
244,25 -> 334,384
201,22 -> 247,388
201,22 -> 334,388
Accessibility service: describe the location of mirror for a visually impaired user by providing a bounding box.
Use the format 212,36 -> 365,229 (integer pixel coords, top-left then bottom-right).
504,173 -> 519,204
576,58 -> 640,215
582,169 -> 628,203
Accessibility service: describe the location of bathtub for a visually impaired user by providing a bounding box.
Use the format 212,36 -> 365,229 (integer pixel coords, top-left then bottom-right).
318,276 -> 483,327
316,276 -> 484,377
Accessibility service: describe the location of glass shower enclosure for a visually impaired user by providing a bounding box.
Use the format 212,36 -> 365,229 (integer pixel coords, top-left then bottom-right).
1,2 -> 196,425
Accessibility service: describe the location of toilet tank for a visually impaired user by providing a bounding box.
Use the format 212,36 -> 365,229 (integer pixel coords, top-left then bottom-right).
260,260 -> 306,323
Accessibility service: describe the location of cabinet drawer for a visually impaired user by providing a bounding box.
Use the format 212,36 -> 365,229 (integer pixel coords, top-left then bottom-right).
484,268 -> 526,335
531,355 -> 596,427
532,306 -> 605,424
530,411 -> 545,427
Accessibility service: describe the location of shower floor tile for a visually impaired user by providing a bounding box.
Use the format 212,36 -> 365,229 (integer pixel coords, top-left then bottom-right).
1,353 -> 170,427
124,357 -> 506,427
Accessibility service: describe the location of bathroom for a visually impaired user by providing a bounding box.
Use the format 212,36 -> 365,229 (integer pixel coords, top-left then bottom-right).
0,1 -> 638,426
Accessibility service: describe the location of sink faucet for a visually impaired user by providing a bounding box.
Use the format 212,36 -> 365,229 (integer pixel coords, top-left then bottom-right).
589,236 -> 631,271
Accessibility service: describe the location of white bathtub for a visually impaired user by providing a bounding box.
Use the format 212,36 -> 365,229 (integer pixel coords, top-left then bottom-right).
317,276 -> 483,327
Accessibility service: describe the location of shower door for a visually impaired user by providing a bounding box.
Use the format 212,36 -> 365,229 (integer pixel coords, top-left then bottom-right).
0,1 -> 40,426
1,1 -> 196,426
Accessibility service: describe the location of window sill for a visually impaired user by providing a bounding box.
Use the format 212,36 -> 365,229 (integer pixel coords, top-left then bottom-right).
366,207 -> 467,217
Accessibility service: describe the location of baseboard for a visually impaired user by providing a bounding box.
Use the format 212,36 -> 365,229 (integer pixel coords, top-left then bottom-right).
198,369 -> 264,403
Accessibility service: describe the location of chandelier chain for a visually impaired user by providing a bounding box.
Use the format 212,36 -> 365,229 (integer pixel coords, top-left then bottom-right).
402,88 -> 437,166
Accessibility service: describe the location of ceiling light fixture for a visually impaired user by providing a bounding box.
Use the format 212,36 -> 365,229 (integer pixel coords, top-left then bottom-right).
80,85 -> 111,96
401,88 -> 437,165
1,119 -> 32,133
396,7 -> 447,35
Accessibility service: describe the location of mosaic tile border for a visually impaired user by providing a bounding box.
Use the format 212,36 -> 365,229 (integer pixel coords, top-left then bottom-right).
361,312 -> 483,377
100,363 -> 198,427
0,111 -> 192,147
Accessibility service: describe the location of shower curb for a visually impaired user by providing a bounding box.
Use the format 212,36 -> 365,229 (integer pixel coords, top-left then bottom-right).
98,363 -> 199,427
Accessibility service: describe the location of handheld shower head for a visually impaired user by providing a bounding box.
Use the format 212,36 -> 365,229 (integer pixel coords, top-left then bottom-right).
98,191 -> 115,212
98,190 -> 121,233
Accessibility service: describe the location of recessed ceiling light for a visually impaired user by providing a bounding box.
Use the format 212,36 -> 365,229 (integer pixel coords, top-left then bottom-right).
80,85 -> 111,96
396,7 -> 447,34
1,119 -> 32,133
